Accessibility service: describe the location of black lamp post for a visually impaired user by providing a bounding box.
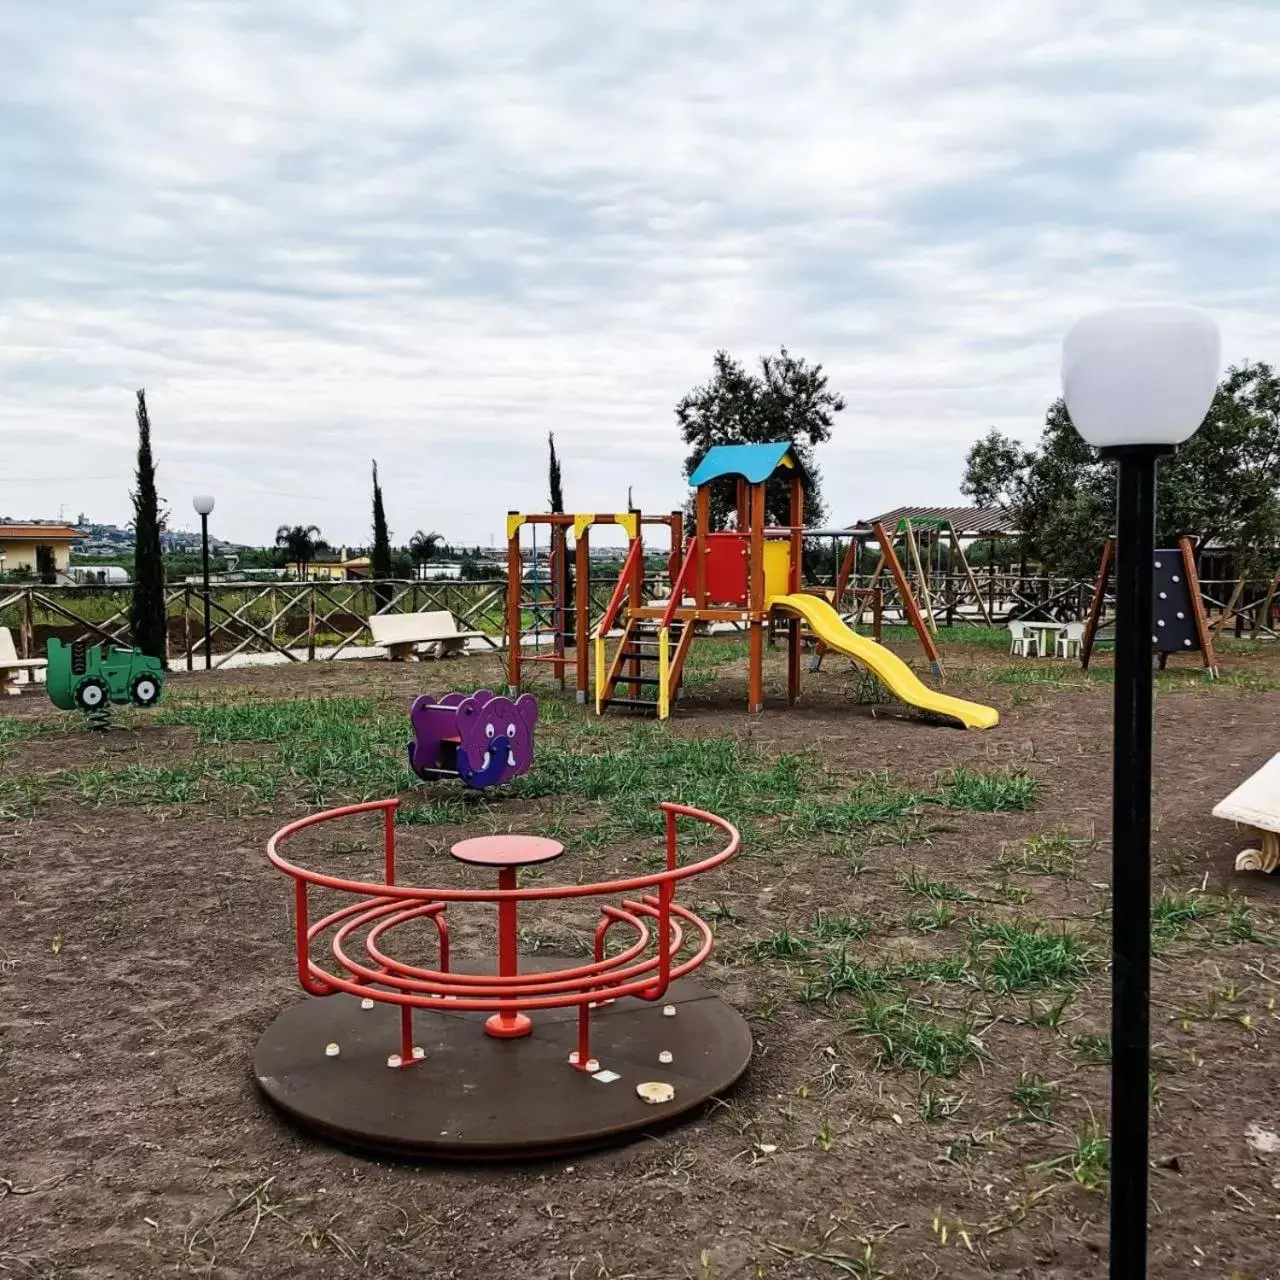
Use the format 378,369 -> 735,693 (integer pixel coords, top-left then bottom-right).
1062,304 -> 1221,1279
193,495 -> 215,670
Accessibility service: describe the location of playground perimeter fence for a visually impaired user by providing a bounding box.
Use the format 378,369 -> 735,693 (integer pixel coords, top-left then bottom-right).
1,571 -> 1274,668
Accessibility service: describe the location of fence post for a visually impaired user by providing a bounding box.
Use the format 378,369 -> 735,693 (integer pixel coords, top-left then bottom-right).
307,586 -> 317,660
184,584 -> 193,671
20,589 -> 34,658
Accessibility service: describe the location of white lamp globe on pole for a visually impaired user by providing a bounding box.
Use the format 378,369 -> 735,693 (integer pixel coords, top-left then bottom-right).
1061,302 -> 1220,1280
1062,303 -> 1221,450
192,496 -> 216,669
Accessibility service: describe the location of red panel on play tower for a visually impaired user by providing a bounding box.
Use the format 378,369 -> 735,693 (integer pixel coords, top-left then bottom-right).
703,533 -> 749,605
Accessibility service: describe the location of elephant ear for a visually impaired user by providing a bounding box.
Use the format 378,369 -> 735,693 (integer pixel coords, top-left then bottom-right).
515,694 -> 538,729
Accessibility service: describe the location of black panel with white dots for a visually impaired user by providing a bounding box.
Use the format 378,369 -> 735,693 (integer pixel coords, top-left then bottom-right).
1151,549 -> 1201,654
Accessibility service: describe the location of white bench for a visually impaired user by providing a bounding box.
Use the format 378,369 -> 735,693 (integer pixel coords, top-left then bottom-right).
367,611 -> 487,662
0,626 -> 47,695
1213,752 -> 1280,873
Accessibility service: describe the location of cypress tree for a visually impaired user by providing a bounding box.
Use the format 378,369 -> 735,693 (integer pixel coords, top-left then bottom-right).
548,432 -> 565,513
547,433 -> 573,638
130,389 -> 168,664
370,459 -> 393,606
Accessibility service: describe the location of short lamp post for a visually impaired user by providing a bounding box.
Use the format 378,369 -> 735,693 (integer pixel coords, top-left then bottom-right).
193,495 -> 216,670
1061,304 -> 1221,1280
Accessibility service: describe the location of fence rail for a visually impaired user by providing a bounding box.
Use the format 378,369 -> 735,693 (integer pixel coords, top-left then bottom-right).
2,569 -> 1276,668
0,577 -> 658,668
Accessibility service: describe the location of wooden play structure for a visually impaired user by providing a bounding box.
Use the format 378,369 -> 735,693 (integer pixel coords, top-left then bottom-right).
589,443 -> 998,728
1081,536 -> 1218,675
504,510 -> 683,704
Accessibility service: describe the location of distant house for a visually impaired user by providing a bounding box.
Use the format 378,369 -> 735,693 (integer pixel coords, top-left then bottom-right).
303,552 -> 372,582
0,522 -> 81,579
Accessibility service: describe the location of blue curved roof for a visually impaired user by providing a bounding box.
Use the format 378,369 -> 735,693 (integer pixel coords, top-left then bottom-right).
688,442 -> 805,487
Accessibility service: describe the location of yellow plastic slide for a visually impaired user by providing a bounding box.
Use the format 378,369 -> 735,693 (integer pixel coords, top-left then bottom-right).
768,592 -> 999,730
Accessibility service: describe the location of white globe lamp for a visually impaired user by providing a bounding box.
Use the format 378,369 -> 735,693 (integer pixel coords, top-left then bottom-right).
1061,303 -> 1221,1280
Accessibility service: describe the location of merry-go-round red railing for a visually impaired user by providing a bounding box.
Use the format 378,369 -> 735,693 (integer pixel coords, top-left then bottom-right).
267,799 -> 741,1074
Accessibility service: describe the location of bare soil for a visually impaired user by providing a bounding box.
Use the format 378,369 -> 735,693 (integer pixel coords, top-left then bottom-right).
2,637 -> 1279,1279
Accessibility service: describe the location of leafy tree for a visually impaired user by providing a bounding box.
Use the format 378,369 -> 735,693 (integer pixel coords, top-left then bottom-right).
274,524 -> 324,578
548,432 -> 565,513
370,460 -> 393,604
1162,363 -> 1280,573
962,363 -> 1280,579
130,389 -> 168,663
409,530 -> 446,564
677,347 -> 845,529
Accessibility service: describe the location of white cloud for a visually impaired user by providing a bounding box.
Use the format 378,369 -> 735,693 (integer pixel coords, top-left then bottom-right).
2,0 -> 1279,545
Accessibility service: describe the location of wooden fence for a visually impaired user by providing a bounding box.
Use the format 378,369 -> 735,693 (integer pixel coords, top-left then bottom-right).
2,569 -> 1275,669
0,578 -> 650,669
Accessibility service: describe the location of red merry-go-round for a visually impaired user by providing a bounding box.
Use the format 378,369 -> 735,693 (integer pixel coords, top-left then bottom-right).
254,797 -> 752,1158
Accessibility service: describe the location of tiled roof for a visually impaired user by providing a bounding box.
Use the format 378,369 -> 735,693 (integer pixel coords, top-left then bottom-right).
852,506 -> 1019,537
0,522 -> 82,540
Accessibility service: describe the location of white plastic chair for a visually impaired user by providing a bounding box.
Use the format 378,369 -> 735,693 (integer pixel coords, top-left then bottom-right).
1008,621 -> 1036,658
1056,621 -> 1085,659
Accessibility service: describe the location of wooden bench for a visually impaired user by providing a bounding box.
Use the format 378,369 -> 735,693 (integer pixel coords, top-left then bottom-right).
367,611 -> 487,662
1213,752 -> 1280,873
0,627 -> 47,695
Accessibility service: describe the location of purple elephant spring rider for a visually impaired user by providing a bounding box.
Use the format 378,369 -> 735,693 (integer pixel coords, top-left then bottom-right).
407,690 -> 538,790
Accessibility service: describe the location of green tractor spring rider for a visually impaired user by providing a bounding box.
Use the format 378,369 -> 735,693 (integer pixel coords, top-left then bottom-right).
46,638 -> 165,727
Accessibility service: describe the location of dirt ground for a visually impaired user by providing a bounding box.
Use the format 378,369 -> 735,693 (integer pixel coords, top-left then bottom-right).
2,635 -> 1279,1279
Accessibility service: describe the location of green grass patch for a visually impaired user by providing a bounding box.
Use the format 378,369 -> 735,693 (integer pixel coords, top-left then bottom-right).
157,696 -> 382,744
967,920 -> 1093,991
982,665 -> 1110,689
1032,1122 -> 1109,1190
847,1000 -> 984,1077
0,717 -> 60,748
880,624 -> 1009,651
1071,1032 -> 1112,1063
1010,1073 -> 1057,1122
0,774 -> 46,820
900,867 -> 976,901
746,926 -> 811,960
996,829 -> 1091,876
907,902 -> 955,932
893,954 -> 974,986
938,766 -> 1038,812
70,762 -> 221,807
806,911 -> 871,942
516,729 -> 811,835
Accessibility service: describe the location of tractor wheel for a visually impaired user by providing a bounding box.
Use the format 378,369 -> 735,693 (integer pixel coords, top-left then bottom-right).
74,678 -> 109,711
129,674 -> 161,707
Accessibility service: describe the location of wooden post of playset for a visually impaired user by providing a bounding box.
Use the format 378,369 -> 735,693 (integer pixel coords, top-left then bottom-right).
695,487 -> 709,609
506,513 -> 523,691
786,471 -> 804,705
574,519 -> 591,702
550,523 -> 568,691
872,521 -> 944,678
747,482 -> 766,712
665,512 -> 684,592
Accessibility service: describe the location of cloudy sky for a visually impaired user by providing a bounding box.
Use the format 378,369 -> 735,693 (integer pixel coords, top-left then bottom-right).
3,1 -> 1278,549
